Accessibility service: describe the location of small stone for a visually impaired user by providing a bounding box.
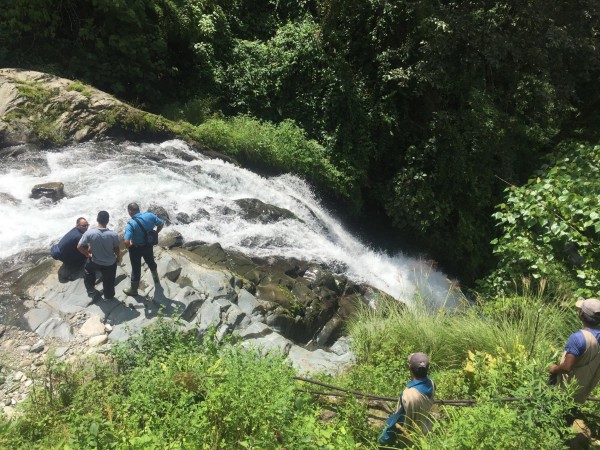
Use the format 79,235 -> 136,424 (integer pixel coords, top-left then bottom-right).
104,324 -> 113,332
88,335 -> 108,347
13,371 -> 23,382
19,359 -> 33,368
79,316 -> 105,337
24,379 -> 33,388
17,345 -> 31,352
3,406 -> 14,417
53,347 -> 68,358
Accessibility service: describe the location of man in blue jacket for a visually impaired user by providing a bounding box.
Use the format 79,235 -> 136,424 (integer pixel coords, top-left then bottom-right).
378,352 -> 436,446
123,202 -> 164,296
51,217 -> 89,280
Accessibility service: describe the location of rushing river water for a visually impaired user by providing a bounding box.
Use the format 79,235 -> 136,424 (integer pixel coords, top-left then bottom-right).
0,140 -> 461,308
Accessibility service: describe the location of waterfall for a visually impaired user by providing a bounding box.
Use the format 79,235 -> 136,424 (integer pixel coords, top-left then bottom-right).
0,140 -> 461,308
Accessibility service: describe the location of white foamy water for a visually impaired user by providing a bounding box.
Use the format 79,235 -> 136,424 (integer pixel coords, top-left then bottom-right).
0,140 -> 461,307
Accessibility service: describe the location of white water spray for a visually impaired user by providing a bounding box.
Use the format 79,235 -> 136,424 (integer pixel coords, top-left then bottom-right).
0,140 -> 461,307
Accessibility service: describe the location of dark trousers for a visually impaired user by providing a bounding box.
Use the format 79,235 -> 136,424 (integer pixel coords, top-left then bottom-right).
84,260 -> 117,298
128,244 -> 157,282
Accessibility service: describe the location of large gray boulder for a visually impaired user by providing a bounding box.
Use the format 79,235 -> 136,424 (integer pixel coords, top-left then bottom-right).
0,69 -> 178,149
10,244 -> 383,375
31,182 -> 65,201
234,198 -> 299,224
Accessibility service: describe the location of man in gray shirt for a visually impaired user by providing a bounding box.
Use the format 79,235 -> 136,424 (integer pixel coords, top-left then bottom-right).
77,211 -> 120,299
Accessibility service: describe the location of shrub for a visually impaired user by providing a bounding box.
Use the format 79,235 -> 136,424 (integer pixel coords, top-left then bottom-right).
484,142 -> 600,298
0,320 -> 357,449
194,115 -> 360,205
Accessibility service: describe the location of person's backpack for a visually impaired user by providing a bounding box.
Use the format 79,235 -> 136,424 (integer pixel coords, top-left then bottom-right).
132,217 -> 158,246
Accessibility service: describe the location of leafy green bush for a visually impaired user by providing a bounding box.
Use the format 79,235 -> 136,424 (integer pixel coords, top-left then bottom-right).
414,343 -> 576,449
416,401 -> 570,450
484,142 -> 600,298
0,320 -> 357,449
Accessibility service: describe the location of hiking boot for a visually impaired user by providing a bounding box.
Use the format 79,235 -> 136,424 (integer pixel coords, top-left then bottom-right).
151,270 -> 159,283
123,281 -> 139,296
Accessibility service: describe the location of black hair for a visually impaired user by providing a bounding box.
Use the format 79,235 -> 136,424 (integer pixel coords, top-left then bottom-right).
412,366 -> 429,378
97,210 -> 109,225
583,313 -> 600,327
128,202 -> 140,213
76,217 -> 87,226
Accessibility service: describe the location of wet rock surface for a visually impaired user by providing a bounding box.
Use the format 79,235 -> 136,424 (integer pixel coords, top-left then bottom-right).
30,182 -> 65,202
0,242 -> 388,409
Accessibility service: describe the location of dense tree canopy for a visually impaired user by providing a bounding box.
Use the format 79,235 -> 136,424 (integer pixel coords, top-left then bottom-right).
2,0 -> 600,285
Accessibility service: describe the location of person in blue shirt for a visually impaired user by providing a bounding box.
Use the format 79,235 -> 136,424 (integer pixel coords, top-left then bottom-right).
549,298 -> 600,409
378,352 -> 436,446
123,202 -> 164,296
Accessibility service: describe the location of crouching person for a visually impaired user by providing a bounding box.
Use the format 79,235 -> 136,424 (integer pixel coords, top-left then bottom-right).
378,352 -> 435,447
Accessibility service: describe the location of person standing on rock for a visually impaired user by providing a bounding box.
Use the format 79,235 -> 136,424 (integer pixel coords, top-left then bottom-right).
77,211 -> 120,300
51,217 -> 89,280
378,352 -> 436,446
123,202 -> 163,296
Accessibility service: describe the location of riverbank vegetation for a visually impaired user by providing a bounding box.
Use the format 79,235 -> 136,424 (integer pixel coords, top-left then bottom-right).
1,298 -> 598,448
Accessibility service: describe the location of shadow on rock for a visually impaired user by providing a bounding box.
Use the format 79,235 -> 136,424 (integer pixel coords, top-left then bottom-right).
145,283 -> 186,318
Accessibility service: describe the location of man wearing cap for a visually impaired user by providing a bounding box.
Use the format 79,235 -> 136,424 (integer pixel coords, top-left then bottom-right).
549,298 -> 600,405
77,211 -> 120,300
378,352 -> 436,446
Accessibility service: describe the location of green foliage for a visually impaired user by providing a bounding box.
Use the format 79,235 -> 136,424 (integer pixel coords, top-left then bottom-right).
15,80 -> 57,105
11,80 -> 66,146
194,115 -> 360,205
160,96 -> 216,125
484,142 -> 600,298
0,320 -> 356,449
1,0 -> 235,106
66,81 -> 92,98
223,17 -> 372,181
416,401 -> 569,450
341,293 -> 580,448
348,293 -> 568,377
415,344 -> 575,449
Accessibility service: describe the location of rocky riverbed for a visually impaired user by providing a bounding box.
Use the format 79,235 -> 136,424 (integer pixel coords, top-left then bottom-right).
0,235 -> 390,414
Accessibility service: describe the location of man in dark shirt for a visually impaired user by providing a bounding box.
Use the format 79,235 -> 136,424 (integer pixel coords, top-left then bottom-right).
51,217 -> 89,280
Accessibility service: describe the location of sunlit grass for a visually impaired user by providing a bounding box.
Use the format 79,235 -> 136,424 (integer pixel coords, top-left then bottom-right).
348,286 -> 575,371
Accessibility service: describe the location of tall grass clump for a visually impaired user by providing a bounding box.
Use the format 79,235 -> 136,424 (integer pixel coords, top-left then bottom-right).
338,287 -> 586,448
345,288 -> 573,395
